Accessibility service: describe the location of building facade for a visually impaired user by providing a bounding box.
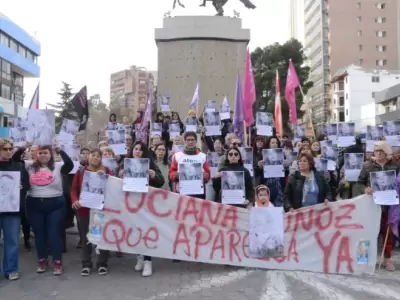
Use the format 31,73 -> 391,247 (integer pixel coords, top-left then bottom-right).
289,0 -> 304,43
0,13 -> 40,132
109,65 -> 155,121
374,82 -> 400,124
331,65 -> 400,131
304,0 -> 400,124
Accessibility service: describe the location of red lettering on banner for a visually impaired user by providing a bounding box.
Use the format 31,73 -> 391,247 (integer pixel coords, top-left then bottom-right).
102,218 -> 160,251
335,204 -> 364,230
220,206 -> 238,229
125,192 -> 145,214
287,232 -> 299,263
315,207 -> 333,231
181,197 -> 199,223
336,236 -> 354,273
314,230 -> 341,273
241,232 -> 249,259
228,230 -> 241,262
124,190 -> 172,218
284,213 -> 292,233
191,224 -> 213,259
210,230 -> 225,260
293,208 -> 314,232
198,201 -> 223,226
172,223 -> 190,256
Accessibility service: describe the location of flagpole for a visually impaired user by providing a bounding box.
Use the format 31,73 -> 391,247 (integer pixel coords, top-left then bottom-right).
243,120 -> 248,147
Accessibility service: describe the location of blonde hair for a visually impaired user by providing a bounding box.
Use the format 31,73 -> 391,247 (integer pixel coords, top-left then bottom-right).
0,138 -> 14,149
102,146 -> 115,158
98,141 -> 108,148
173,135 -> 184,145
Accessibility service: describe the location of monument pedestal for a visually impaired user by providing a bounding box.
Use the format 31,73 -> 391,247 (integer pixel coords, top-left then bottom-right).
155,16 -> 250,118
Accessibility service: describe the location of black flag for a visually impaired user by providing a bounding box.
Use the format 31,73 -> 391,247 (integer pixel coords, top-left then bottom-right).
71,86 -> 89,130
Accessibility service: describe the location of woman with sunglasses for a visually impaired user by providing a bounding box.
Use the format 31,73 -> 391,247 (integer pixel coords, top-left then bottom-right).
213,146 -> 254,208
12,142 -> 73,275
0,138 -> 30,281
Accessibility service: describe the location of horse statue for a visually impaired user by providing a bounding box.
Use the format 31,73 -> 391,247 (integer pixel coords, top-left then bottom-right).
172,0 -> 256,16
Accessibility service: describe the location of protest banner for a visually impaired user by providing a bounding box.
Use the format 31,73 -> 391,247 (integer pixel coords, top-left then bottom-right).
88,176 -> 380,275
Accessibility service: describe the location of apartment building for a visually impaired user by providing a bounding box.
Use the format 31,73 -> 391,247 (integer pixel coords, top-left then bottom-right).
289,0 -> 304,43
331,65 -> 400,131
374,82 -> 400,124
304,0 -> 399,125
110,66 -> 155,121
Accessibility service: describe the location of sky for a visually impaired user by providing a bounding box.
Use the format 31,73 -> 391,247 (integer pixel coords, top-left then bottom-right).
2,0 -> 290,107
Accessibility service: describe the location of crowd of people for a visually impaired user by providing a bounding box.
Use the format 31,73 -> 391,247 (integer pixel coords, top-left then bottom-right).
0,108 -> 399,282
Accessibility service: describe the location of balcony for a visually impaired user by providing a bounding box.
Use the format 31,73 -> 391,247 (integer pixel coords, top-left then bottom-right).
332,96 -> 344,111
333,81 -> 344,95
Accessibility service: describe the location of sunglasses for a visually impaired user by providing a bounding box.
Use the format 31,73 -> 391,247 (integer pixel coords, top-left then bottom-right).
228,152 -> 239,157
1,147 -> 13,152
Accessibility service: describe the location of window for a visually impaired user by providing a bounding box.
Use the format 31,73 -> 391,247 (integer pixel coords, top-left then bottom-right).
376,3 -> 386,9
359,44 -> 363,51
372,92 -> 375,98
376,45 -> 387,52
359,58 -> 363,65
0,32 -> 9,46
372,76 -> 380,82
9,39 -> 17,51
375,17 -> 386,23
376,31 -> 387,37
339,112 -> 345,122
357,30 -> 362,36
376,59 -> 387,66
346,109 -> 348,116
357,16 -> 362,22
26,51 -> 34,62
1,59 -> 11,81
18,44 -> 25,57
0,84 -> 11,99
356,2 -> 361,8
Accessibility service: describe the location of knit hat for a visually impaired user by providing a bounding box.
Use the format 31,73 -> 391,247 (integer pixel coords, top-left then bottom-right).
255,184 -> 270,195
374,141 -> 392,155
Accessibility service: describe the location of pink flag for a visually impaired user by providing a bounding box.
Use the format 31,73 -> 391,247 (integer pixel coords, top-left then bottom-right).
274,70 -> 283,136
243,48 -> 256,126
285,59 -> 300,126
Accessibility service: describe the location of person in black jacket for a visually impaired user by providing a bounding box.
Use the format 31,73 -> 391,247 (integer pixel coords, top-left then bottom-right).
213,146 -> 254,208
0,138 -> 30,280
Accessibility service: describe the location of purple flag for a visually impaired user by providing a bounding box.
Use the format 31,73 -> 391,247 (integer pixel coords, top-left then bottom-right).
388,174 -> 400,237
232,73 -> 244,145
189,82 -> 199,115
139,85 -> 153,145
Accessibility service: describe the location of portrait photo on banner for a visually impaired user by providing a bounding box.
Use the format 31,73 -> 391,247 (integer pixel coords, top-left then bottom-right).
124,158 -> 149,179
26,109 -> 55,145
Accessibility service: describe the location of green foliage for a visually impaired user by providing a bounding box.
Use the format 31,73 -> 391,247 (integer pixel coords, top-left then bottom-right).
251,38 -> 313,133
47,82 -> 78,132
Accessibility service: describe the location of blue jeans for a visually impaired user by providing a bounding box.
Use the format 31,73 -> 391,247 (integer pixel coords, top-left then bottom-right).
26,196 -> 66,261
0,214 -> 21,275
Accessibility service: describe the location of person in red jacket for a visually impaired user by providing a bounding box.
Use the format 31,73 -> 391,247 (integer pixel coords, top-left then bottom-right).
70,148 -> 113,277
169,131 -> 210,199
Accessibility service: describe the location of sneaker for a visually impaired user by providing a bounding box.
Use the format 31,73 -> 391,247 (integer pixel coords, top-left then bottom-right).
76,241 -> 83,249
53,261 -> 64,275
80,267 -> 91,276
142,261 -> 152,277
24,240 -> 31,251
116,252 -> 123,258
36,259 -> 48,273
134,255 -> 144,271
97,266 -> 108,276
6,272 -> 20,281
384,258 -> 396,271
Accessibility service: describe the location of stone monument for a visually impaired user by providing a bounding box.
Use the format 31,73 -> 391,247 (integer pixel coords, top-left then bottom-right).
155,15 -> 250,118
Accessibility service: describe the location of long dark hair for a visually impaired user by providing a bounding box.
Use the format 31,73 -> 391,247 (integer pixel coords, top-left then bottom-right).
31,145 -> 55,172
128,141 -> 151,159
154,143 -> 168,165
224,146 -> 243,166
109,113 -> 117,122
266,136 -> 279,149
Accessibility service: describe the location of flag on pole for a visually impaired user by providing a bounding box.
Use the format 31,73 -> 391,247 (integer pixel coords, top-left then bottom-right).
139,84 -> 153,145
232,73 -> 244,145
28,83 -> 40,109
274,70 -> 283,136
189,82 -> 199,116
285,59 -> 300,126
71,86 -> 89,131
243,48 -> 256,126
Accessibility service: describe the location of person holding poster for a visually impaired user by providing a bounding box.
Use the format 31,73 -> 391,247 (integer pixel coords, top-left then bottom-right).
0,138 -> 30,281
121,141 -> 165,277
356,141 -> 399,271
284,152 -> 332,211
212,146 -> 254,208
71,148 -> 114,277
12,143 -> 73,276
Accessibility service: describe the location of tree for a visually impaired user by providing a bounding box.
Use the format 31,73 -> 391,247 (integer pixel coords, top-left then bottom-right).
251,38 -> 313,134
47,82 -> 78,132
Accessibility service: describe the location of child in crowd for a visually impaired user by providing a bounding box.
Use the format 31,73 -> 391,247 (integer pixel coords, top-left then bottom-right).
255,185 -> 274,208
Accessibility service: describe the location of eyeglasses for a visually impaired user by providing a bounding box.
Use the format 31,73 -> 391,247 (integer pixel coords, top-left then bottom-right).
1,147 -> 13,152
228,152 -> 239,157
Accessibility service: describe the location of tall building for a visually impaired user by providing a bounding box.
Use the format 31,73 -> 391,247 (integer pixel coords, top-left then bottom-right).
0,13 -> 40,131
304,0 -> 400,124
110,66 -> 155,121
289,0 -> 304,43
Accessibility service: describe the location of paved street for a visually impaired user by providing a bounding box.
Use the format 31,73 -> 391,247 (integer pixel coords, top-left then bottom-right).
1,233 -> 400,300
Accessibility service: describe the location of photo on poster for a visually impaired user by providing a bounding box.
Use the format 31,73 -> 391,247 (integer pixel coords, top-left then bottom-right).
248,207 -> 284,258
220,104 -> 230,113
124,158 -> 149,179
61,119 -> 80,135
356,240 -> 369,264
324,123 -> 337,136
366,125 -> 383,141
294,126 -> 305,138
106,129 -> 125,145
61,144 -> 80,162
26,109 -> 55,145
0,171 -> 21,212
383,120 -> 400,136
338,123 -> 355,137
322,145 -> 338,161
256,112 -> 273,126
263,148 -> 284,165
10,127 -> 26,144
203,111 -> 220,126
179,163 -> 202,181
205,100 -> 216,111
90,212 -> 105,239
222,171 -> 244,190
82,171 -> 107,195
370,170 -> 397,191
185,116 -> 197,126
344,153 -> 364,170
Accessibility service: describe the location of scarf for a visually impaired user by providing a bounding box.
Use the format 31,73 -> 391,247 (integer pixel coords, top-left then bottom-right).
184,146 -> 198,155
